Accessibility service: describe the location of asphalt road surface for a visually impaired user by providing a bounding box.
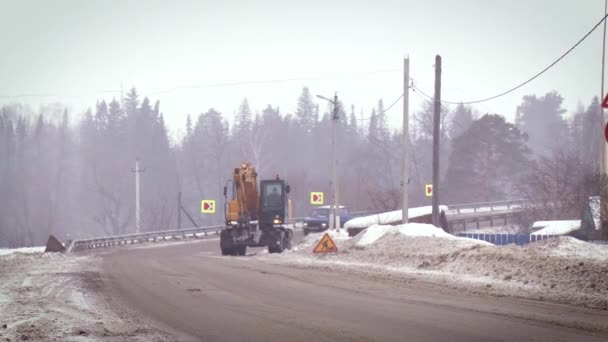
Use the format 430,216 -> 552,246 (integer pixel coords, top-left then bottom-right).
101,238 -> 608,342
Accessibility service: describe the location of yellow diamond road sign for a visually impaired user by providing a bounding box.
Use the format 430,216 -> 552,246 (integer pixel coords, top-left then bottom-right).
201,200 -> 216,214
425,184 -> 433,197
310,192 -> 324,205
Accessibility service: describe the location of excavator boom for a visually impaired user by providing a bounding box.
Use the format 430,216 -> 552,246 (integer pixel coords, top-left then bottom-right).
226,162 -> 258,224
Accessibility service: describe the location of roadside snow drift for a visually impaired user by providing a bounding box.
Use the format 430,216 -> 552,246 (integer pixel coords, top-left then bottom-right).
0,251 -> 174,341
0,246 -> 45,256
354,223 -> 473,247
267,223 -> 608,310
344,206 -> 448,229
531,220 -> 581,236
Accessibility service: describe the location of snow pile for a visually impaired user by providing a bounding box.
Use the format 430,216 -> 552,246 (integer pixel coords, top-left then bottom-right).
0,252 -> 174,341
524,236 -> 608,261
290,229 -> 350,253
327,228 -> 349,239
271,223 -> 608,310
531,220 -> 580,236
0,246 -> 45,256
355,225 -> 394,246
354,223 -> 460,247
344,205 -> 448,229
589,196 -> 601,230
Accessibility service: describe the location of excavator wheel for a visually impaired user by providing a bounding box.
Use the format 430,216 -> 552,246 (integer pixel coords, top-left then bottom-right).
268,230 -> 285,254
284,230 -> 292,250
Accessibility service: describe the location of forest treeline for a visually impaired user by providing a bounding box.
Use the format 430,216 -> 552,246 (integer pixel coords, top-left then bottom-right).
0,87 -> 601,247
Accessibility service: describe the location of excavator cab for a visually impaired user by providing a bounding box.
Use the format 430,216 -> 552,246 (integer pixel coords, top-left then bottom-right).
259,180 -> 290,226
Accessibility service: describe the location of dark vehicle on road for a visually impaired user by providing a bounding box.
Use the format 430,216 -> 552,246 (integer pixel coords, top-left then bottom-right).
303,205 -> 352,235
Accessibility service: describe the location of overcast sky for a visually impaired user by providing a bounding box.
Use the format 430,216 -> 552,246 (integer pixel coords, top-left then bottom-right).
0,0 -> 605,140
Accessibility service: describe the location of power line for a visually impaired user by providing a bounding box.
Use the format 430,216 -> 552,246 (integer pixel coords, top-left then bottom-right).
0,69 -> 399,100
411,12 -> 608,105
148,69 -> 400,95
356,93 -> 404,122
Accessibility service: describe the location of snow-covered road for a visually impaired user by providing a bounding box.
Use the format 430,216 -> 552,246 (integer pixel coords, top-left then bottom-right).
0,250 -> 175,341
260,225 -> 608,310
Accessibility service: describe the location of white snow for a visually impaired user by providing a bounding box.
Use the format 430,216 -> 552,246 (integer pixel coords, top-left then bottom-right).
327,228 -> 350,239
265,222 -> 608,310
344,205 -> 448,229
0,246 -> 45,256
395,223 -> 455,238
589,196 -> 601,230
355,223 -> 463,247
355,225 -> 394,246
0,252 -> 173,341
531,220 -> 580,235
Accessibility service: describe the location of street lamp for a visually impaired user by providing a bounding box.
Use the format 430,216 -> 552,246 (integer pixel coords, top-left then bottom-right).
316,93 -> 340,230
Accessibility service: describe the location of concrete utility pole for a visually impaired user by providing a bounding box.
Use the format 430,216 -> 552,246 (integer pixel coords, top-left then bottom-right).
402,57 -> 410,224
132,158 -> 145,233
331,93 -> 340,230
177,191 -> 182,230
432,55 -> 442,227
316,93 -> 340,230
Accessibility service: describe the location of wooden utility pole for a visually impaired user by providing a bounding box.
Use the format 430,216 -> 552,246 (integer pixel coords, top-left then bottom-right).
432,55 -> 442,227
402,57 -> 410,224
601,0 -> 608,240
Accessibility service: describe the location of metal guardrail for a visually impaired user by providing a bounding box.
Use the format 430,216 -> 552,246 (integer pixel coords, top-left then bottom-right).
69,219 -> 308,253
446,199 -> 526,215
68,225 -> 226,252
68,202 -> 526,253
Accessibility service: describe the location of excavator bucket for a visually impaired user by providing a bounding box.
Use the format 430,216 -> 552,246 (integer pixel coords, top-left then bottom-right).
44,235 -> 66,253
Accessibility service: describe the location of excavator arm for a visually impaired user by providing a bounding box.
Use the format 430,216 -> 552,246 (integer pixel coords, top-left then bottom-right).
226,162 -> 259,224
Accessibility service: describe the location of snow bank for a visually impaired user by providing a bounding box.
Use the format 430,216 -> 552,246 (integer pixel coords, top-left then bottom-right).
327,228 -> 349,239
355,225 -> 394,246
355,223 -> 459,247
291,229 -> 350,253
589,196 -> 601,230
0,252 -> 174,341
531,220 -> 580,236
344,205 -> 448,229
270,222 -> 608,310
0,246 -> 45,256
524,236 -> 608,261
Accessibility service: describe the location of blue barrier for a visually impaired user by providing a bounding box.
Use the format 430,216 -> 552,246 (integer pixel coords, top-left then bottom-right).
457,233 -> 556,246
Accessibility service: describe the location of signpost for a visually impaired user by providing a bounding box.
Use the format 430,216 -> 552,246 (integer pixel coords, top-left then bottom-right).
310,192 -> 324,205
425,184 -> 433,197
201,200 -> 216,214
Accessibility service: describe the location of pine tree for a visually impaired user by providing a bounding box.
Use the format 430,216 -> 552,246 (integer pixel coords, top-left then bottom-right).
295,87 -> 316,135
516,91 -> 567,157
444,114 -> 531,202
234,98 -> 252,138
450,103 -> 474,139
124,87 -> 139,117
185,114 -> 193,143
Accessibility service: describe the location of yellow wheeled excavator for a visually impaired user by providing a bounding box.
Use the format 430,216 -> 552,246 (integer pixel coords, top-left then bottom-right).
221,162 -> 293,255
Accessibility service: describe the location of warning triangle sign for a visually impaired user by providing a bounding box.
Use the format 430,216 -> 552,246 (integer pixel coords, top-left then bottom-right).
603,93 -> 608,109
313,233 -> 339,253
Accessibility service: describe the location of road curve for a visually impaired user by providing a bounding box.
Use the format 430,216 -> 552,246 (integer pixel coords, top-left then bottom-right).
101,239 -> 608,342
